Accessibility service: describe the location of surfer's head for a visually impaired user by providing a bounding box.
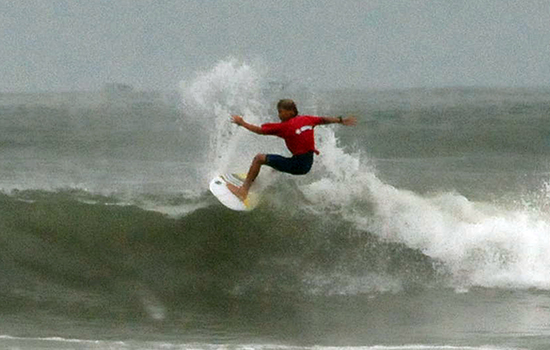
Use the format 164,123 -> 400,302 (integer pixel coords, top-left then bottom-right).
277,99 -> 298,121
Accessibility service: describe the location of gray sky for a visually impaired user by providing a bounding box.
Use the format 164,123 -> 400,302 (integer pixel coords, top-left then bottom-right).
2,0 -> 549,92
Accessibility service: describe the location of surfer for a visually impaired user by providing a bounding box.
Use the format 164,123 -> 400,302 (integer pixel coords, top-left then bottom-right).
227,99 -> 357,201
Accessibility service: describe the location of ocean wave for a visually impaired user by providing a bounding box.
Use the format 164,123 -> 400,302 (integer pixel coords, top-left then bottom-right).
0,188 -> 438,316
3,171 -> 548,322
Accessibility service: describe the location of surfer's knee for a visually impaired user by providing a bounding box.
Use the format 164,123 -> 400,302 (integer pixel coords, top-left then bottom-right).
253,154 -> 267,165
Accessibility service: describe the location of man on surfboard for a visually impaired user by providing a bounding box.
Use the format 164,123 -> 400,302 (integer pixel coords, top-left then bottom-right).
227,99 -> 357,201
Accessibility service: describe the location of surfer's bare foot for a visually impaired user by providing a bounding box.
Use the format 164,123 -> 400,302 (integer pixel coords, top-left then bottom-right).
226,182 -> 248,201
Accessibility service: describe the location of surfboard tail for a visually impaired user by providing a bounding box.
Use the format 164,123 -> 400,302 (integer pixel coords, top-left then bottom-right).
243,192 -> 259,209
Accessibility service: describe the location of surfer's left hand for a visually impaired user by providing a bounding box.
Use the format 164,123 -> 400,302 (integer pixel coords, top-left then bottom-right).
342,116 -> 357,126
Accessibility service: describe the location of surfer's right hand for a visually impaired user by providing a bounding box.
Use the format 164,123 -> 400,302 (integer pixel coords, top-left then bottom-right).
231,115 -> 244,125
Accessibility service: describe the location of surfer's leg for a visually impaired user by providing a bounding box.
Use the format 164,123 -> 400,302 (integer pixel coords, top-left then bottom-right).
242,153 -> 267,192
227,153 -> 266,201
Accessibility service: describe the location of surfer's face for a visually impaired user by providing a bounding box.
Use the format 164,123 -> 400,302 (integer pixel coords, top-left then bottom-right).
278,108 -> 295,121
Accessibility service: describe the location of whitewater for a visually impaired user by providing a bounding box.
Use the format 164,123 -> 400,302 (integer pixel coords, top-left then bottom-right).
0,59 -> 549,349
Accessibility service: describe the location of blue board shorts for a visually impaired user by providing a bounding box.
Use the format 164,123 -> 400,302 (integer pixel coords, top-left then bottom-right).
265,151 -> 314,175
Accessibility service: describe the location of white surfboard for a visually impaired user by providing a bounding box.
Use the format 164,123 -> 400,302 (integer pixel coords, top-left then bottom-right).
209,173 -> 259,211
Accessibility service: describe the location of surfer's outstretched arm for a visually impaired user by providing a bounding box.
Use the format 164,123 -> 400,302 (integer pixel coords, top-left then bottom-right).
321,115 -> 357,126
231,115 -> 264,134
